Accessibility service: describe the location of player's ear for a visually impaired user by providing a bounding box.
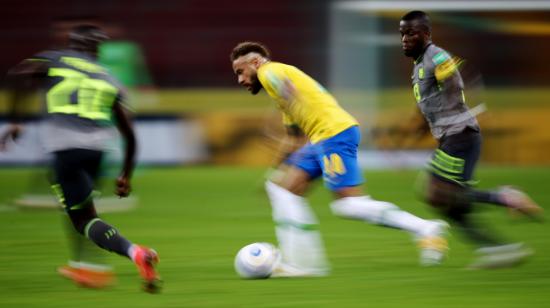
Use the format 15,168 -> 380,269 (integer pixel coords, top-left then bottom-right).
251,56 -> 261,68
425,30 -> 432,41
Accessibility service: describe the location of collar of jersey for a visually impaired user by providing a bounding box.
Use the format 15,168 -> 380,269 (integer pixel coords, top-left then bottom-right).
413,43 -> 433,64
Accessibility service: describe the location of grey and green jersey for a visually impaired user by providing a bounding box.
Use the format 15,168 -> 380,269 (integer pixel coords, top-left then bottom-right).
411,44 -> 479,140
30,49 -> 125,152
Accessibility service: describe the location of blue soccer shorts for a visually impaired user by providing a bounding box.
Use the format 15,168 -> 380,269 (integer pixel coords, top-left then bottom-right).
285,125 -> 364,191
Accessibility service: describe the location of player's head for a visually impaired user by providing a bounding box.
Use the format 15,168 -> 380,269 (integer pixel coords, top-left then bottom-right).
230,41 -> 270,95
68,25 -> 109,58
399,10 -> 432,58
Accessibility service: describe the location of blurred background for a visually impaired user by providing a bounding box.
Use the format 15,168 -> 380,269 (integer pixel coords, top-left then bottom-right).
0,1 -> 549,307
0,0 -> 549,167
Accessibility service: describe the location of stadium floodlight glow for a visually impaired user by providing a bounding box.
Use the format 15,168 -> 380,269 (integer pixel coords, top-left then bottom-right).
335,1 -> 550,12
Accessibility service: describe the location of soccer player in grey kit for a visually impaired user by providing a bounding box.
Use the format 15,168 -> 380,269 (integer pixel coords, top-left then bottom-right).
399,10 -> 542,268
1,25 -> 161,291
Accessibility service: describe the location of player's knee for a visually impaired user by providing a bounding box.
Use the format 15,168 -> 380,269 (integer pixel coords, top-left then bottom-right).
426,179 -> 458,205
425,189 -> 444,208
265,179 -> 306,198
426,182 -> 473,219
265,180 -> 318,224
330,196 -> 397,223
67,214 -> 88,235
265,180 -> 290,199
66,208 -> 98,235
266,166 -> 309,196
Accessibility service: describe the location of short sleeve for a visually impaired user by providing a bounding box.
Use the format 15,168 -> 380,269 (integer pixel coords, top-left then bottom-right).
258,64 -> 291,99
432,50 -> 461,81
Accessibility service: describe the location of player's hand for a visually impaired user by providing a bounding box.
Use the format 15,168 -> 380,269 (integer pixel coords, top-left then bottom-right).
0,124 -> 22,151
115,175 -> 131,198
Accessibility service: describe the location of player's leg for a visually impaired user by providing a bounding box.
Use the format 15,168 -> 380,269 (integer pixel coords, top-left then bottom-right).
426,176 -> 504,246
57,215 -> 115,288
323,126 -> 448,265
425,130 -> 508,246
439,191 -> 532,269
266,144 -> 329,276
53,150 -> 134,257
56,152 -> 118,288
467,185 -> 542,218
439,132 -> 540,217
424,130 -> 505,247
434,194 -> 533,270
424,129 -> 532,267
53,149 -> 160,291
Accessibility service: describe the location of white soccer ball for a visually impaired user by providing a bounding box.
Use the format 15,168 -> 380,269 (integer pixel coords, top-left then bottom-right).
234,242 -> 280,279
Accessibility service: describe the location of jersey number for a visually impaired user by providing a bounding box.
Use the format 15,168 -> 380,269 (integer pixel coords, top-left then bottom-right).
47,68 -> 117,120
323,153 -> 346,177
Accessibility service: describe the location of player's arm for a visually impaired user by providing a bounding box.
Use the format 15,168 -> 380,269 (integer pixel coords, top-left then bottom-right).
277,124 -> 307,165
0,59 -> 49,150
434,53 -> 464,104
401,108 -> 430,148
411,108 -> 430,138
262,68 -> 297,102
112,96 -> 137,197
274,111 -> 306,164
267,124 -> 307,183
393,108 -> 430,149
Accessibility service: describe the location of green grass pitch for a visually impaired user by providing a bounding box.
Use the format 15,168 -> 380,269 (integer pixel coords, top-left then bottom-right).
0,166 -> 549,307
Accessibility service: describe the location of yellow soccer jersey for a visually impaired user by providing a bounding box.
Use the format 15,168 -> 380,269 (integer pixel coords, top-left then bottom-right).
257,62 -> 358,143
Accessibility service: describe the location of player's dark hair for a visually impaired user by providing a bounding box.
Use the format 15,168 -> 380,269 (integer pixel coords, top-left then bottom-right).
401,10 -> 432,33
230,42 -> 271,61
68,24 -> 108,53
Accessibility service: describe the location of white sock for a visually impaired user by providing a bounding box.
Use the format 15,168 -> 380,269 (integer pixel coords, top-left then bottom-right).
127,244 -> 138,262
68,260 -> 112,271
265,181 -> 329,274
331,196 -> 437,237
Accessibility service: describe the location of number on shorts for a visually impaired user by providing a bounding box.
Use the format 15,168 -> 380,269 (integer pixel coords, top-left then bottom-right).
323,153 -> 346,177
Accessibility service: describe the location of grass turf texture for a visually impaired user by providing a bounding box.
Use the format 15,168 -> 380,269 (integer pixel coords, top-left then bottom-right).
0,166 -> 549,307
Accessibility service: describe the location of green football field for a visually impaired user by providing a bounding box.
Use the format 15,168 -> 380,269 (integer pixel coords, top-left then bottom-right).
0,166 -> 549,307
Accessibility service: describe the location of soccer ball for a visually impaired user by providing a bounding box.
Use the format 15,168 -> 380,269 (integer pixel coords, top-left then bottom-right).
234,242 -> 280,279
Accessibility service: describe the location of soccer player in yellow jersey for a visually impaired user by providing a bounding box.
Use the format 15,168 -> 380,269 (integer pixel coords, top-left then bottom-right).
230,42 -> 449,276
